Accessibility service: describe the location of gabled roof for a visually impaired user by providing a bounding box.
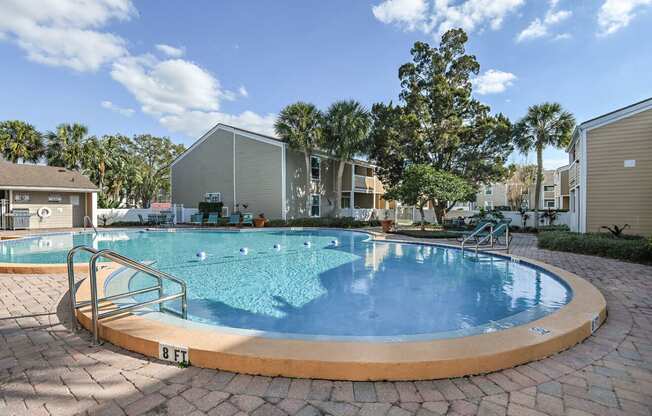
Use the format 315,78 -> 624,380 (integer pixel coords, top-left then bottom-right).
171,123 -> 378,169
0,161 -> 98,191
568,97 -> 652,150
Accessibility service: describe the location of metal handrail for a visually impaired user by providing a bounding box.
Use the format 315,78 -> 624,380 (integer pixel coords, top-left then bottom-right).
83,215 -> 97,234
67,245 -> 99,330
475,223 -> 511,253
88,248 -> 188,344
461,222 -> 494,251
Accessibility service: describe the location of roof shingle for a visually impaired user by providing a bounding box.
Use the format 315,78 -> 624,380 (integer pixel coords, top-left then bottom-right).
0,161 -> 98,191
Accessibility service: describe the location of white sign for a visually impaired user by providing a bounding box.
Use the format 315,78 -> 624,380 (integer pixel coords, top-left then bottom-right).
159,343 -> 189,364
624,160 -> 636,168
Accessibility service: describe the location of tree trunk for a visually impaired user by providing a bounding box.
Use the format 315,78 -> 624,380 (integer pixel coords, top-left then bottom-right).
418,205 -> 426,231
534,145 -> 543,229
335,159 -> 346,216
434,202 -> 446,225
304,153 -> 312,216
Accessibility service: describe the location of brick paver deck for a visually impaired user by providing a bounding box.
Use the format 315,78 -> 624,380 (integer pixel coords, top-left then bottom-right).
1,234 -> 651,415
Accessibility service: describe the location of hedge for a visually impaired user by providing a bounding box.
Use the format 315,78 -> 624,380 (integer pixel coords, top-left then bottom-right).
266,217 -> 380,228
537,231 -> 652,264
390,230 -> 463,239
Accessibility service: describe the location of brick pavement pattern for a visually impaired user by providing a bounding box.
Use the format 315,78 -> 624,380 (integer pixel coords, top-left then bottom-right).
1,234 -> 651,415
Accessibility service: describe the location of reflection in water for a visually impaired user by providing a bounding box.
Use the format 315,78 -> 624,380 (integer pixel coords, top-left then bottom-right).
3,229 -> 571,337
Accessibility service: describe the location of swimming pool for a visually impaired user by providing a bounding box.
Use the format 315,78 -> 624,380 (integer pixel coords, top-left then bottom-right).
1,229 -> 572,340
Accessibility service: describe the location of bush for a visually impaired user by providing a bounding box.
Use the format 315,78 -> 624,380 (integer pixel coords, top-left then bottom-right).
264,217 -> 377,228
538,224 -> 570,233
197,202 -> 224,218
537,231 -> 652,264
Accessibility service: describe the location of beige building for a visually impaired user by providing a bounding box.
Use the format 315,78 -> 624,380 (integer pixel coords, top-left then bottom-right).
0,161 -> 98,230
554,165 -> 570,210
474,170 -> 557,211
568,97 -> 652,236
171,124 -> 386,219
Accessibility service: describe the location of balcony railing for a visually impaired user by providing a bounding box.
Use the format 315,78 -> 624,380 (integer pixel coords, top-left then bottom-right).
569,162 -> 579,188
354,175 -> 374,191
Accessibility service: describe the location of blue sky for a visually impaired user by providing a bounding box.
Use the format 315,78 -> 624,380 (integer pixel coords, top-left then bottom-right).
1,0 -> 651,169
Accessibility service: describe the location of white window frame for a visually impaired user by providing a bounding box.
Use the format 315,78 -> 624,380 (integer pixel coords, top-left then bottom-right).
310,156 -> 321,182
544,199 -> 555,208
310,194 -> 321,217
484,186 -> 492,195
543,185 -> 555,192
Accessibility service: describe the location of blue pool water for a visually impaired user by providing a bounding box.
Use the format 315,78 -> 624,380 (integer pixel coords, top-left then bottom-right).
0,229 -> 572,339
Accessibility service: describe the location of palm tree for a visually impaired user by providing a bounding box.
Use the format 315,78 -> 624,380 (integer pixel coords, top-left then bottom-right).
274,102 -> 323,215
513,103 -> 575,228
322,100 -> 372,214
0,120 -> 44,163
45,123 -> 88,170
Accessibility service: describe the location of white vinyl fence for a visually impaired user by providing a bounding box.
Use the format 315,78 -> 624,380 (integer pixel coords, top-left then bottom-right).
97,205 -> 198,225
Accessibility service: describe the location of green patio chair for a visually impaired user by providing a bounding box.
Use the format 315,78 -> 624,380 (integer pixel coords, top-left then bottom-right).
227,214 -> 241,226
207,213 -> 220,225
190,213 -> 204,225
241,213 -> 253,227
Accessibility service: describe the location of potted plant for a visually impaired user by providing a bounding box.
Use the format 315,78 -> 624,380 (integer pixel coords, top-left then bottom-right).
253,213 -> 267,228
380,211 -> 394,233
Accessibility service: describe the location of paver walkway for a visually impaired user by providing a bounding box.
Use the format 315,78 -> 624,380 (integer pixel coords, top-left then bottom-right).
1,234 -> 651,415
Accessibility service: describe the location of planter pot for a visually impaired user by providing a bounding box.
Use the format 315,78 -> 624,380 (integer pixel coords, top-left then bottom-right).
380,219 -> 394,233
253,218 -> 266,228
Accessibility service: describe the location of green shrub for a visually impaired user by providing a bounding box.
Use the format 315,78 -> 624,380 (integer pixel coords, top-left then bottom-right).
538,224 -> 570,233
263,217 -> 377,228
537,231 -> 652,264
391,230 -> 462,239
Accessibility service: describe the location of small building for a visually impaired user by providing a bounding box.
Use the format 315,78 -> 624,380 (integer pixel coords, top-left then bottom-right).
170,124 -> 387,219
553,165 -> 570,210
474,170 -> 557,210
0,161 -> 98,229
567,97 -> 652,236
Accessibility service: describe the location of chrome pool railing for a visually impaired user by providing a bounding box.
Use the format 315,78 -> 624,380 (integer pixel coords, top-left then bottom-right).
67,245 -> 188,344
461,222 -> 511,254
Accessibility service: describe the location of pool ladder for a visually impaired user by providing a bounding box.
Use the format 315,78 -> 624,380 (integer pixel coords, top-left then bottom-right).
67,245 -> 188,344
461,223 -> 511,254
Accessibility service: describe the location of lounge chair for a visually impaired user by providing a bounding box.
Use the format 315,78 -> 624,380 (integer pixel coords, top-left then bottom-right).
137,214 -> 149,226
456,221 -> 493,243
241,213 -> 253,227
190,213 -> 204,225
207,213 -> 221,226
227,214 -> 240,226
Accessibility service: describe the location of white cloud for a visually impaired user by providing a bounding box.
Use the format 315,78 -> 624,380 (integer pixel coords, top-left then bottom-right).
101,100 -> 135,117
598,0 -> 652,36
473,69 -> 516,94
155,43 -> 185,57
160,110 -> 277,138
238,86 -> 249,98
516,0 -> 572,42
372,0 -> 428,31
372,0 -> 525,36
110,55 -> 224,115
0,0 -> 135,71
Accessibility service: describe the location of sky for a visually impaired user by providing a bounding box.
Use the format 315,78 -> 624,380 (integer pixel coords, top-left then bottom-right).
1,0 -> 651,170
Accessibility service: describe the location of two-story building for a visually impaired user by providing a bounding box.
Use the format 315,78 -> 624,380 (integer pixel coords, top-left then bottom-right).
474,170 -> 557,211
170,124 -> 387,219
567,97 -> 652,236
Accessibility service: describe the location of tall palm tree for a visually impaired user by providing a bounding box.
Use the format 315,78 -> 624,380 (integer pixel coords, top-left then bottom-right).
322,100 -> 372,214
45,123 -> 88,170
274,102 -> 323,215
513,103 -> 575,227
0,120 -> 44,163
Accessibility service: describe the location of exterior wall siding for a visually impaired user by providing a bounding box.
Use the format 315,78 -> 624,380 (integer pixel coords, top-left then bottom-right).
12,191 -> 87,228
171,128 -> 235,211
586,108 -> 652,236
234,135 -> 283,218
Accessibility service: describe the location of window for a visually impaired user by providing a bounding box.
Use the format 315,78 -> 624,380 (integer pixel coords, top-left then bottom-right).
544,199 -> 555,208
341,195 -> 351,209
311,194 -> 321,217
544,185 -> 555,192
310,156 -> 321,181
48,194 -> 62,203
204,192 -> 221,203
484,186 -> 492,195
14,193 -> 29,202
70,195 -> 80,206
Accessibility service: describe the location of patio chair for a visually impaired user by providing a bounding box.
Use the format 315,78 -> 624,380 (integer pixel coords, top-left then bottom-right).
241,213 -> 254,227
190,213 -> 204,225
456,221 -> 493,243
137,214 -> 149,226
161,213 -> 175,227
207,213 -> 221,226
227,213 -> 241,226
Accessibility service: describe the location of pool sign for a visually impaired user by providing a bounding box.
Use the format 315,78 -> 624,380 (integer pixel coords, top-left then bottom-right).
159,343 -> 189,364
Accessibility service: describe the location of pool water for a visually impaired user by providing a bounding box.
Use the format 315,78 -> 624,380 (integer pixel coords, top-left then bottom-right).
0,229 -> 572,339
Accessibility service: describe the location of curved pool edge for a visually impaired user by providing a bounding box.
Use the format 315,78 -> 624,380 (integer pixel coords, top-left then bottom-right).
73,242 -> 607,381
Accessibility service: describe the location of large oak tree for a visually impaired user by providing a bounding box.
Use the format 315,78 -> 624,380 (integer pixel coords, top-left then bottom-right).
369,29 -> 513,223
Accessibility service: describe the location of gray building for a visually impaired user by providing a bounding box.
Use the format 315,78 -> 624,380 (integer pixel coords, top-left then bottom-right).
170,124 -> 387,220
